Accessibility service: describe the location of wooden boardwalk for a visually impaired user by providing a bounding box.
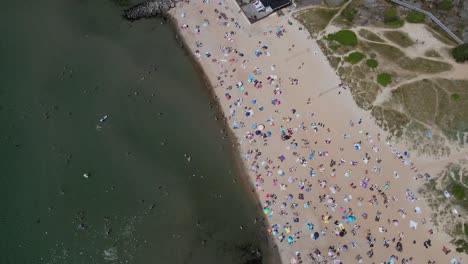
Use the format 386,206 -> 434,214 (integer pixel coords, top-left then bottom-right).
390,0 -> 464,45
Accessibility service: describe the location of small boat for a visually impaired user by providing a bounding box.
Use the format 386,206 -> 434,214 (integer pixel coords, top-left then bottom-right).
99,115 -> 108,122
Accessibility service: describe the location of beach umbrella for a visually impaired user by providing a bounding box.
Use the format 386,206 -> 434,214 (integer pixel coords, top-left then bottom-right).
347,216 -> 356,222
287,194 -> 293,200
255,130 -> 261,135
339,231 -> 345,237
278,170 -> 284,176
287,236 -> 294,243
266,131 -> 272,137
279,155 -> 286,162
354,144 -> 361,150
258,124 -> 265,130
251,99 -> 257,104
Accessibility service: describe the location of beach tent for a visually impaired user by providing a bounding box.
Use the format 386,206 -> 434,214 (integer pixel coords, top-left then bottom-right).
409,220 -> 418,229
309,151 -> 314,160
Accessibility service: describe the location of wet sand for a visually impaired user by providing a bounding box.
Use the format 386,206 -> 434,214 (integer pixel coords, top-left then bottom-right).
168,1 -> 465,263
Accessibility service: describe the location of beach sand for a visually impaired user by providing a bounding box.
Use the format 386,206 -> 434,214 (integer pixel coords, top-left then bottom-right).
168,1 -> 464,263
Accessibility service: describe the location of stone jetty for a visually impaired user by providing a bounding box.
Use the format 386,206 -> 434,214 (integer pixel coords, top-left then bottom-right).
124,0 -> 175,21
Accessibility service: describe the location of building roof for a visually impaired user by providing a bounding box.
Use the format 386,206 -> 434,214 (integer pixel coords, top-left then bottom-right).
259,0 -> 291,10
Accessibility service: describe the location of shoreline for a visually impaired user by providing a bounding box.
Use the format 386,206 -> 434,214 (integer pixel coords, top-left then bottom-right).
164,0 -> 465,263
167,15 -> 283,263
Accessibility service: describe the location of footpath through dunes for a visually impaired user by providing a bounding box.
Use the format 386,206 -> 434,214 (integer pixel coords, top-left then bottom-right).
169,0 -> 465,263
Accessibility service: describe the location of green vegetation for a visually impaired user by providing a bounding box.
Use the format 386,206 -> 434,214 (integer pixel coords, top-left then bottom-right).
383,7 -> 404,27
398,57 -> 452,73
366,59 -> 378,68
358,29 -> 385,43
295,8 -> 340,35
345,51 -> 365,64
455,239 -> 468,253
336,0 -> 362,25
377,73 -> 392,86
439,0 -> 453,11
361,41 -> 452,74
342,7 -> 358,22
328,30 -> 358,46
329,44 -> 340,51
452,184 -> 466,200
424,49 -> 441,58
383,30 -> 414,48
451,93 -> 460,101
406,11 -> 425,23
425,26 -> 457,46
452,43 -> 468,63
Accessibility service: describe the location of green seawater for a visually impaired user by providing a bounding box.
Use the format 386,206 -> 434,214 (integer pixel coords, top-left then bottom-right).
0,0 -> 276,263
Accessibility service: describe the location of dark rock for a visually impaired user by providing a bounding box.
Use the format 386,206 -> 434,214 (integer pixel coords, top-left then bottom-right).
124,0 -> 176,21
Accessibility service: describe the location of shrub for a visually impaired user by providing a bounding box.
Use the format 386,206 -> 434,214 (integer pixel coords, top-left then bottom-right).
342,8 -> 358,22
345,52 -> 365,64
366,59 -> 378,68
377,73 -> 392,86
328,30 -> 358,46
439,0 -> 453,11
384,7 -> 404,27
452,43 -> 468,63
406,11 -> 425,23
329,44 -> 340,51
452,184 -> 466,200
451,93 -> 460,101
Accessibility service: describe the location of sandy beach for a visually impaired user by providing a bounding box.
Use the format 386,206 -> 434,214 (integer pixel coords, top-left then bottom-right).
168,1 -> 465,263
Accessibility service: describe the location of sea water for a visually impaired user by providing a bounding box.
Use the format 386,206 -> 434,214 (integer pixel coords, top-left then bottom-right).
0,0 -> 276,263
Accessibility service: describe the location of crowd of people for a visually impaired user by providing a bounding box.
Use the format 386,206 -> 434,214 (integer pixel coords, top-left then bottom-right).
172,0 -> 462,263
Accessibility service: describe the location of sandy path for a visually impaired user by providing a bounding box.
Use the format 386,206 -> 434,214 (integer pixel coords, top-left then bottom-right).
169,1 -> 464,263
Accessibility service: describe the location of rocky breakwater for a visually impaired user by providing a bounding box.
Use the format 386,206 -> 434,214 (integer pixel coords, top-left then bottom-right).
124,0 -> 175,21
